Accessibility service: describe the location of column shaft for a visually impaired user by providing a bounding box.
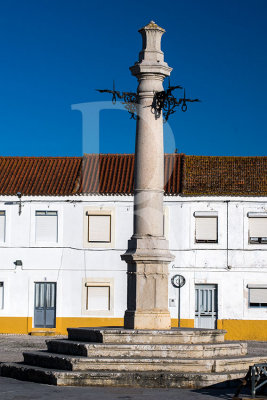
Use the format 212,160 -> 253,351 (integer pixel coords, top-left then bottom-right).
121,21 -> 174,330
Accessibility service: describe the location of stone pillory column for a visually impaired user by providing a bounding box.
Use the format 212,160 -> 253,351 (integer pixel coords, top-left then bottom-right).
121,21 -> 174,330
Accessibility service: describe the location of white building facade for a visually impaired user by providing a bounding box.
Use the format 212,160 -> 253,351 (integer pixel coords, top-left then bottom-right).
0,154 -> 267,340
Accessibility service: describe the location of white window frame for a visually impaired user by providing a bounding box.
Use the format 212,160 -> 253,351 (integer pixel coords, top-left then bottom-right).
83,207 -> 115,248
30,206 -> 62,247
82,278 -> 114,316
247,212 -> 267,245
35,210 -> 58,244
194,211 -> 218,244
0,211 -> 6,243
248,284 -> 267,308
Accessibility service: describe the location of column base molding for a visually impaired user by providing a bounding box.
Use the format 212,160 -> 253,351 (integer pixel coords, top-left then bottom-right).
124,310 -> 171,330
121,236 -> 174,264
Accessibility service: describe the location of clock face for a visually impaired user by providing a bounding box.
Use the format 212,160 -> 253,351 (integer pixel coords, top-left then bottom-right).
171,274 -> 186,288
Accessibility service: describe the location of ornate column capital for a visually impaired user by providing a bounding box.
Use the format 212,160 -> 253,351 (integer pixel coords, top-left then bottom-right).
130,21 -> 172,78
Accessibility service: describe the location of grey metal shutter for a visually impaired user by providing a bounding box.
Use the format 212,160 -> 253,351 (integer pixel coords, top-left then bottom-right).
250,288 -> 267,303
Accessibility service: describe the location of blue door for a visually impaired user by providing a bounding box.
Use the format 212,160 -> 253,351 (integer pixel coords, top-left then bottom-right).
34,282 -> 56,328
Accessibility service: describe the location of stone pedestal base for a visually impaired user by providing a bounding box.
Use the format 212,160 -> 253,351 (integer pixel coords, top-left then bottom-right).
121,236 -> 174,330
67,327 -> 227,344
124,310 -> 171,330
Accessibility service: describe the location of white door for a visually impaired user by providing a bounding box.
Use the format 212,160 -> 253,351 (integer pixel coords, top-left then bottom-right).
195,284 -> 217,329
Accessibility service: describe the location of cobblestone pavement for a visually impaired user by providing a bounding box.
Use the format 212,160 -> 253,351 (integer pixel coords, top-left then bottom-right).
0,334 -> 66,363
0,334 -> 267,400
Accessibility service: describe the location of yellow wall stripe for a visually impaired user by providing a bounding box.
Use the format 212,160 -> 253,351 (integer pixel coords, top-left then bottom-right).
1,317 -> 267,340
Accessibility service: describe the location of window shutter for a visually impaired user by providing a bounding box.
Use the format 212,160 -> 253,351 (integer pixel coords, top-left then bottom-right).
195,217 -> 218,242
86,286 -> 110,311
0,282 -> 3,309
88,215 -> 111,242
35,211 -> 58,243
250,288 -> 267,304
0,211 -> 6,242
249,218 -> 267,238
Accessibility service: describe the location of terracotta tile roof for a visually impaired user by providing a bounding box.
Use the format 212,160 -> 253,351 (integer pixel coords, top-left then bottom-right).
164,154 -> 183,195
183,155 -> 267,196
79,154 -> 183,195
79,154 -> 134,195
0,154 -> 266,196
0,157 -> 81,196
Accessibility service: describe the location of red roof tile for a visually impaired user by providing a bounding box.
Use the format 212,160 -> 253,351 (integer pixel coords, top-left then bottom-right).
0,154 -> 266,196
79,154 -> 183,195
183,155 -> 267,196
0,157 -> 81,196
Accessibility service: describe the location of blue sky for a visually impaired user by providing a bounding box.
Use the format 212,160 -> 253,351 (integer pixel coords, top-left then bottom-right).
0,0 -> 267,156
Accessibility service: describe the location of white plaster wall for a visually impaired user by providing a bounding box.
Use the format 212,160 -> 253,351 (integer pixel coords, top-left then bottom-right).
0,195 -> 267,325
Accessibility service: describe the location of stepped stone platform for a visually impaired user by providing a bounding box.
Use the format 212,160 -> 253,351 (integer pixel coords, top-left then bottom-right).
1,327 -> 266,388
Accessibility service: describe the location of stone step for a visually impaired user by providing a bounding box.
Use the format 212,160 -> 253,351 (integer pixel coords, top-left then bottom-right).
67,327 -> 226,344
46,339 -> 248,358
0,362 -> 249,388
22,351 -> 267,374
1,327 -> 262,389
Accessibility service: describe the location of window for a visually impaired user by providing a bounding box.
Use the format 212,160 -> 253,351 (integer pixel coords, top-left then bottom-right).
0,282 -> 4,309
35,211 -> 58,243
248,213 -> 267,244
0,211 -> 6,242
82,278 -> 114,316
85,285 -> 110,311
248,285 -> 267,307
194,212 -> 218,243
87,214 -> 111,243
83,208 -> 115,249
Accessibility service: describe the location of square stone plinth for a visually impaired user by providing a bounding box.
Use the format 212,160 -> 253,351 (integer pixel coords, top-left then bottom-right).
67,327 -> 227,344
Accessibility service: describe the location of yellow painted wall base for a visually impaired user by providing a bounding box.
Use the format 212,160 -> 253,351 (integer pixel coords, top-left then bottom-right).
171,319 -> 194,328
217,319 -> 267,341
0,317 -> 124,335
1,317 -> 267,340
0,317 -> 28,334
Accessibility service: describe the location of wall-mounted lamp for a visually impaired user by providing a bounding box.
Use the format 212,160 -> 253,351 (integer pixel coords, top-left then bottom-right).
17,192 -> 22,215
14,260 -> 23,267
